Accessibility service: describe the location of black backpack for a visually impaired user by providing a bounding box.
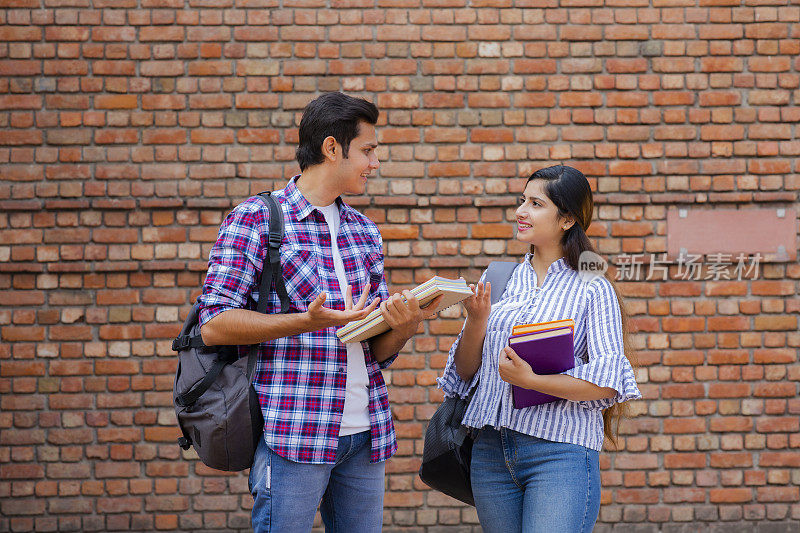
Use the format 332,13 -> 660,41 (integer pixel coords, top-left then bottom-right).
418,261 -> 517,505
172,192 -> 290,472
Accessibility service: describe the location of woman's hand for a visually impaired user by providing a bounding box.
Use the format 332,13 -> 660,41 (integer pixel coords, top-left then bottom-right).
462,281 -> 491,324
498,346 -> 536,389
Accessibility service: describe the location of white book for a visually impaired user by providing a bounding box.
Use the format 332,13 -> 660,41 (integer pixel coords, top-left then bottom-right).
336,276 -> 473,343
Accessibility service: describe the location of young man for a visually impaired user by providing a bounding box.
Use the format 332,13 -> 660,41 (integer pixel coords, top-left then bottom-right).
198,92 -> 439,533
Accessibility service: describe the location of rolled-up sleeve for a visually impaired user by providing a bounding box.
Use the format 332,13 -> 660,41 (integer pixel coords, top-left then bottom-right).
365,230 -> 398,370
436,271 -> 486,398
198,200 -> 267,326
437,326 -> 480,399
565,277 -> 641,410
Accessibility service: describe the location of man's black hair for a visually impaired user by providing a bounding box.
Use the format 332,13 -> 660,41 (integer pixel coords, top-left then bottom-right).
295,92 -> 379,171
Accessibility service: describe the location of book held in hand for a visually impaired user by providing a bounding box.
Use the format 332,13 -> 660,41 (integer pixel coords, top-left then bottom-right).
512,318 -> 574,336
336,276 -> 473,343
508,319 -> 576,409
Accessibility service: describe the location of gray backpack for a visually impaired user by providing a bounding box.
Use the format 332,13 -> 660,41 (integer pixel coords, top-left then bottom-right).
172,192 -> 290,472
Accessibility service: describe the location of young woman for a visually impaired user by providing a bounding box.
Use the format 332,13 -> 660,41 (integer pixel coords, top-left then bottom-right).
438,165 -> 641,533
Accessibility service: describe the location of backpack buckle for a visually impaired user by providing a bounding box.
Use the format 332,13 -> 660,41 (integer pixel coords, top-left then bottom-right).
172,335 -> 190,352
177,436 -> 191,450
268,232 -> 281,249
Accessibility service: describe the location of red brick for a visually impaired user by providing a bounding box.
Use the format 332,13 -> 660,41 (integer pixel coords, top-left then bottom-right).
0,130 -> 44,145
513,59 -> 557,74
701,57 -> 744,72
97,497 -> 143,513
144,427 -> 181,442
424,128 -> 468,143
744,23 -> 788,39
44,26 -> 89,41
755,417 -> 799,433
0,95 -> 43,109
0,60 -> 41,76
422,93 -> 464,109
753,383 -> 795,398
661,383 -> 705,399
609,161 -> 652,176
560,92 -> 603,107
379,225 -> 419,240
471,224 -> 513,239
378,128 -> 420,144
754,315 -> 797,331
664,453 -> 706,469
189,94 -> 232,110
753,349 -> 795,364
142,129 -> 187,145
142,95 -> 186,110
0,27 -> 42,41
664,488 -> 706,503
95,361 -> 140,375
710,488 -> 752,503
91,26 -> 136,42
757,487 -> 800,503
606,58 -> 647,73
190,129 -> 235,144
377,93 -> 419,109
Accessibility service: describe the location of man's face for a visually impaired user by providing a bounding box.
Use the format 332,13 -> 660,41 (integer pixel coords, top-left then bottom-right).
336,121 -> 380,195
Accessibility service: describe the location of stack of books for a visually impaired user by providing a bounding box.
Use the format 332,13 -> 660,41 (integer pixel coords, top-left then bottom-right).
336,276 -> 473,343
508,318 -> 576,408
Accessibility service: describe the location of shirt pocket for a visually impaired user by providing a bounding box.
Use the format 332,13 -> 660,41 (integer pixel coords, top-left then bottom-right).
363,251 -> 383,292
280,246 -> 320,310
342,249 -> 381,299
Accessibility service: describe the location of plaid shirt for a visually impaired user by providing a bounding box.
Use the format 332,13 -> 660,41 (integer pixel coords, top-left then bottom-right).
198,177 -> 397,464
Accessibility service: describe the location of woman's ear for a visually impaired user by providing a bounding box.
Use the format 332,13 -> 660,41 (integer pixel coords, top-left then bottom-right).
321,136 -> 338,162
561,216 -> 576,232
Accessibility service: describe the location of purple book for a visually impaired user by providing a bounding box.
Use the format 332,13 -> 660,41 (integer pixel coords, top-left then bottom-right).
508,326 -> 575,408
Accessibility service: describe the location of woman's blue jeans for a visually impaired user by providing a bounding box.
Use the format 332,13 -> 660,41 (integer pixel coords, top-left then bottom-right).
248,430 -> 384,533
470,426 -> 601,533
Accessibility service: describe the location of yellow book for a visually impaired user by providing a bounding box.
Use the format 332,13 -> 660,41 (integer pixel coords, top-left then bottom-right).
511,318 -> 574,336
336,276 -> 472,343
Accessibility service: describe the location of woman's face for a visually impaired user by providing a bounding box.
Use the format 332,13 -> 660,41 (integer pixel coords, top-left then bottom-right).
514,179 -> 570,247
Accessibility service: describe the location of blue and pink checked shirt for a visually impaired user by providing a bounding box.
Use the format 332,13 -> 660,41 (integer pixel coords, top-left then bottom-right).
199,177 -> 397,464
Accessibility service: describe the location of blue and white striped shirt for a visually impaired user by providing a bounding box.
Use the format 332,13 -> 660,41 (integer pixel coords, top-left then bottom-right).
437,253 -> 641,451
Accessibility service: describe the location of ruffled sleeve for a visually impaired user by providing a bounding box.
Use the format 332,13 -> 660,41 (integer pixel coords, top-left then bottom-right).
565,276 -> 641,410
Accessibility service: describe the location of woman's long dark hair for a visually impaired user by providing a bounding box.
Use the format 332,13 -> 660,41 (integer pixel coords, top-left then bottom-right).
526,165 -> 638,449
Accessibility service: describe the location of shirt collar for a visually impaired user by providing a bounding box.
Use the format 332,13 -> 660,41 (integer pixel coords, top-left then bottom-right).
524,252 -> 569,274
283,175 -> 356,222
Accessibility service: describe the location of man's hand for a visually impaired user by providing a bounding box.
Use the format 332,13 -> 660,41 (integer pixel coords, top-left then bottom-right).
305,283 -> 379,330
379,290 -> 443,339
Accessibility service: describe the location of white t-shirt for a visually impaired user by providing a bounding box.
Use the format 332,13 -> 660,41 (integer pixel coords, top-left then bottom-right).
316,202 -> 371,436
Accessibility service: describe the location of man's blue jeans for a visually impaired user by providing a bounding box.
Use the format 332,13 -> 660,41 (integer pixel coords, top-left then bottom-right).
471,426 -> 601,533
248,430 -> 384,533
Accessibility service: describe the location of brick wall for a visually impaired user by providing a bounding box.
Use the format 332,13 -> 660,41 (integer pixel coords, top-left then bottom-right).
1,0 -> 799,531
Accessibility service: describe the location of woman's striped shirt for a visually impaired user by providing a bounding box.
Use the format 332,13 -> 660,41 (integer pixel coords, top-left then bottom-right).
437,253 -> 642,452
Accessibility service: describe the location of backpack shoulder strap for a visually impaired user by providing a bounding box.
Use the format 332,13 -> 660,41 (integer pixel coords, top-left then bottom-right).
255,191 -> 290,315
245,192 -> 290,381
485,261 -> 518,305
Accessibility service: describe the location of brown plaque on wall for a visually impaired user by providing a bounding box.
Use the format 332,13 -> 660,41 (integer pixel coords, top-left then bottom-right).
666,208 -> 797,262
